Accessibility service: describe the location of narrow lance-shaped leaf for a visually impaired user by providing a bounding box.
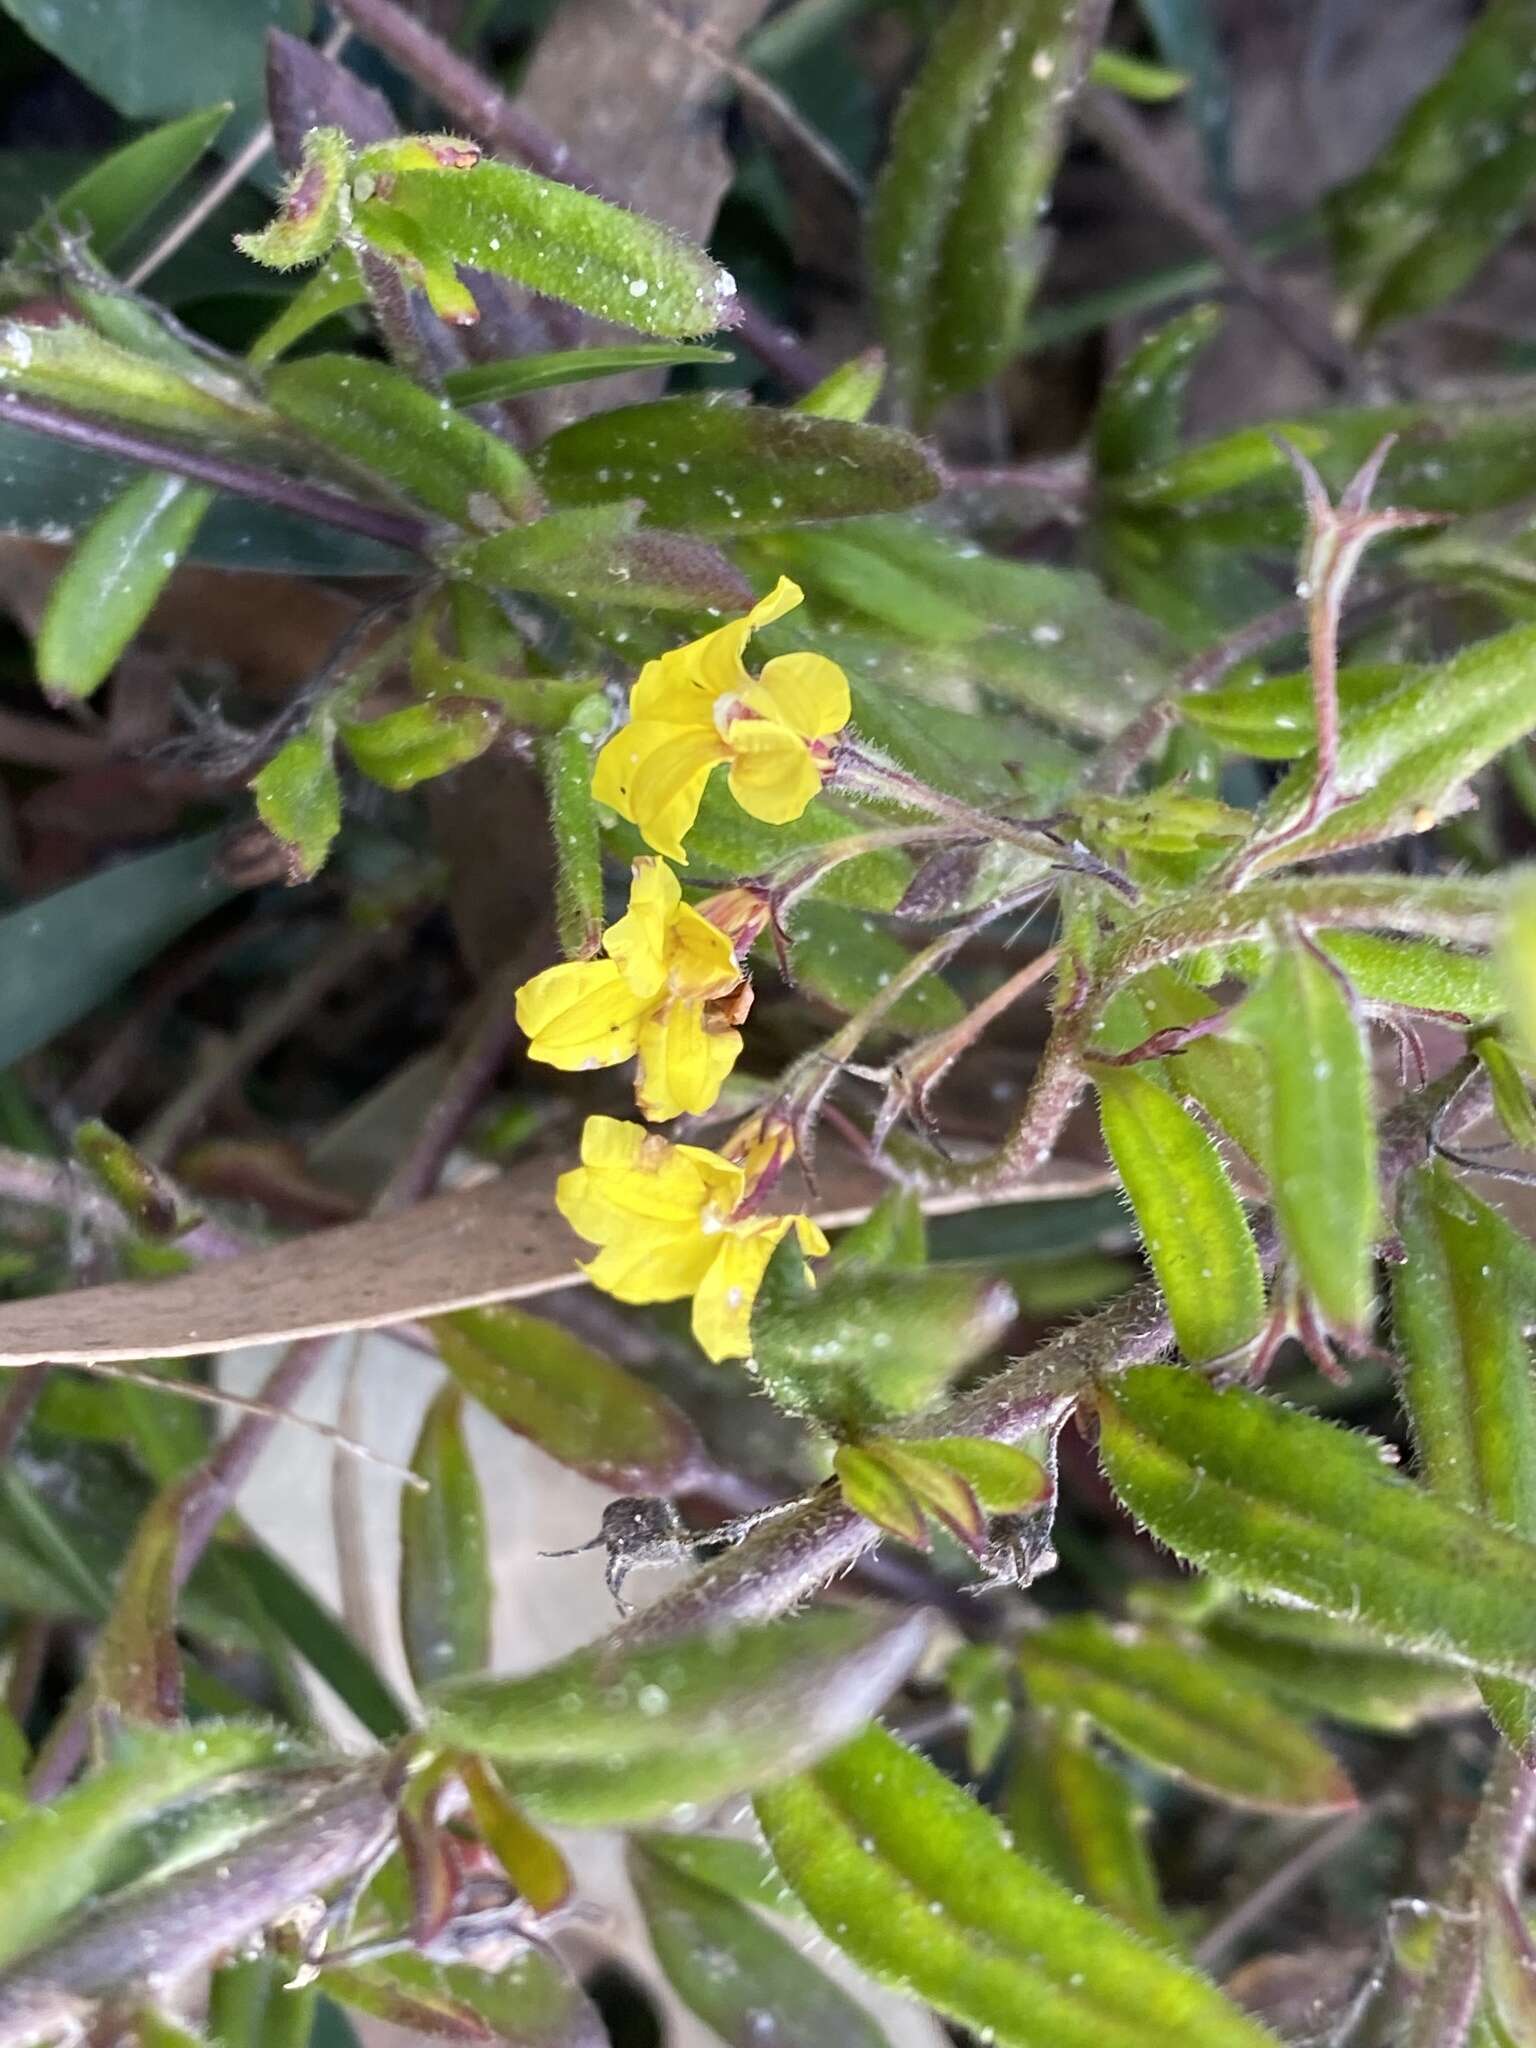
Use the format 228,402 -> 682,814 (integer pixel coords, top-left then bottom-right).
399,1386 -> 491,1692
421,1606 -> 928,1826
869,0 -> 1111,421
793,347 -> 887,422
0,831 -> 230,1073
1179,663 -> 1414,760
444,344 -> 734,408
1006,1711 -> 1172,1944
1499,868 -> 1536,1067
1093,1063 -> 1264,1364
1474,1033 -> 1536,1150
534,395 -> 944,533
1200,1597 -> 1477,1734
1325,0 -> 1536,337
1095,968 -> 1269,1168
266,354 -> 542,530
1097,1364 -> 1536,1683
90,1481 -> 186,1727
1246,624 -> 1536,872
757,1724 -> 1280,2048
52,102 -> 233,260
35,475 -> 213,703
251,729 -> 342,884
450,502 -> 753,615
325,1946 -> 605,2048
1093,304 -> 1222,479
431,1303 -> 704,1491
356,158 -> 739,339
1394,1163 -> 1536,1750
1019,1613 -> 1355,1813
634,1831 -> 799,1918
630,1842 -> 894,2048
1233,934 -> 1377,1338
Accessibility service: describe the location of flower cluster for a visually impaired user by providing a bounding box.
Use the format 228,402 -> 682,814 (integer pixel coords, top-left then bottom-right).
516,583 -> 852,1360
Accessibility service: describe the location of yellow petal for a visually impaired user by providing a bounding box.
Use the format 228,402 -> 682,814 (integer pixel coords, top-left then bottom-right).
603,856 -> 680,997
664,899 -> 743,999
724,718 -> 823,826
581,1225 -> 717,1305
793,1214 -> 831,1259
556,1116 -> 742,1246
514,958 -> 646,1071
628,578 -> 809,722
635,1001 -> 742,1121
689,1215 -> 798,1363
628,645 -> 722,727
625,725 -> 728,862
748,650 -> 850,740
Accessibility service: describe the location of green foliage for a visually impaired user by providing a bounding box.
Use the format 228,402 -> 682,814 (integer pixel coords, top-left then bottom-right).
431,1304 -> 703,1490
422,1608 -> 928,1824
1098,1366 -> 1536,1680
399,1387 -> 490,1692
630,1841 -> 893,2048
534,395 -> 945,531
1019,1614 -> 1356,1812
267,353 -> 543,528
757,1725 -> 1279,2048
869,0 -> 1108,420
9,5 -> 1536,2039
1093,1062 -> 1264,1363
1232,934 -> 1377,1337
35,474 -> 213,701
1325,0 -> 1536,336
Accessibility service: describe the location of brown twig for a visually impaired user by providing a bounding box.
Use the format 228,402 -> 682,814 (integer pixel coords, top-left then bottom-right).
327,0 -> 822,391
0,395 -> 429,556
138,920 -> 393,1165
1076,87 -> 1360,393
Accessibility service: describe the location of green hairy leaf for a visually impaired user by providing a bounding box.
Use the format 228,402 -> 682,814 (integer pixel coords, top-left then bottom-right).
534,396 -> 945,532
0,1723 -> 294,1970
1006,1712 -> 1172,1942
870,0 -> 1110,419
757,1724 -> 1279,2048
35,475 -> 213,702
422,1606 -> 928,1824
266,354 -> 543,529
1098,1365 -> 1536,1680
1234,933 -> 1377,1338
1395,1163 -> 1536,1748
1325,0 -> 1536,335
356,157 -> 739,338
1094,1063 -> 1265,1364
1020,1613 -> 1356,1811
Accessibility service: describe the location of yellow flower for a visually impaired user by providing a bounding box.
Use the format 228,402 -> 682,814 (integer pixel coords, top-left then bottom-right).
516,858 -> 751,1121
556,1114 -> 828,1362
591,578 -> 850,863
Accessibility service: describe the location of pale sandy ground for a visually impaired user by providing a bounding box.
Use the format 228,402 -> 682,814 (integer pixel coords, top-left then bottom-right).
223,1332 -> 945,2048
